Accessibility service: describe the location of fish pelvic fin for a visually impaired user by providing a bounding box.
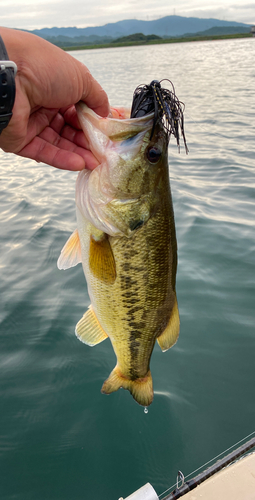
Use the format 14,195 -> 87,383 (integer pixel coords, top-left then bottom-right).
157,294 -> 180,352
75,305 -> 108,346
57,229 -> 82,270
101,366 -> 154,406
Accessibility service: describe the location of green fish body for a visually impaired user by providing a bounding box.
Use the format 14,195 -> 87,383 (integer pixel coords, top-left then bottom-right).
58,103 -> 180,406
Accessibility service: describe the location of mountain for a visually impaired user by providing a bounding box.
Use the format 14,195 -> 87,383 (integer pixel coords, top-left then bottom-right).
41,34 -> 114,47
30,15 -> 250,40
184,25 -> 251,37
113,33 -> 161,43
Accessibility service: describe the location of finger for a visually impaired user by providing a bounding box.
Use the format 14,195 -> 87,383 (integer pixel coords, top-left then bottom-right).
22,107 -> 59,148
37,126 -> 99,169
61,126 -> 90,150
18,134 -> 99,171
38,126 -> 92,156
49,112 -> 66,135
79,70 -> 110,117
49,111 -> 89,150
60,105 -> 82,130
50,111 -> 91,150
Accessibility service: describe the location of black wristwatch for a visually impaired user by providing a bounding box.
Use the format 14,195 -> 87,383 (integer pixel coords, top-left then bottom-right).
0,34 -> 17,134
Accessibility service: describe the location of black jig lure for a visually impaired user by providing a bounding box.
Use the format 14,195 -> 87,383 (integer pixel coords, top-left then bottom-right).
130,79 -> 188,153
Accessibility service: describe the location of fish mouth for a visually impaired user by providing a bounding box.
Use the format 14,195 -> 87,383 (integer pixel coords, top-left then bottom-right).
76,102 -> 154,165
76,79 -> 188,160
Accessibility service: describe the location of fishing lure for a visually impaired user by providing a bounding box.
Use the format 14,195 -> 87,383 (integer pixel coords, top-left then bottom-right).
130,79 -> 188,153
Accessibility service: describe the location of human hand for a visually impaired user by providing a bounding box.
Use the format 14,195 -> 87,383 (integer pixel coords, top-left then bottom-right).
0,28 -> 110,170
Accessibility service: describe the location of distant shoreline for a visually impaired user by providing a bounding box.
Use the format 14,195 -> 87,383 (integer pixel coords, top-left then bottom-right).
63,32 -> 253,51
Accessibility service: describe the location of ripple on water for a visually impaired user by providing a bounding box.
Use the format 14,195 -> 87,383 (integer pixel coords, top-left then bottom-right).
0,38 -> 255,500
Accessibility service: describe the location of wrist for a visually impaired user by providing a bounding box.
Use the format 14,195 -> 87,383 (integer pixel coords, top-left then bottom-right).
0,29 -> 17,134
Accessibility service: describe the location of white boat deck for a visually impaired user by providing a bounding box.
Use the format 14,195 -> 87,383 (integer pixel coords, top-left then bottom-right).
182,453 -> 255,500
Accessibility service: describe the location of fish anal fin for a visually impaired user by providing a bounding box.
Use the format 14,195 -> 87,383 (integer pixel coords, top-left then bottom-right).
157,295 -> 180,352
57,229 -> 82,270
101,366 -> 153,407
89,233 -> 116,285
75,305 -> 108,346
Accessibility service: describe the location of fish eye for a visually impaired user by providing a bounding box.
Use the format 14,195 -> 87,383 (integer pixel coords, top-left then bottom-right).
147,146 -> 162,164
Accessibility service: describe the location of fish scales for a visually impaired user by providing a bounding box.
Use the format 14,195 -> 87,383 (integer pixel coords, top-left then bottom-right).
58,81 -> 186,406
111,194 -> 176,381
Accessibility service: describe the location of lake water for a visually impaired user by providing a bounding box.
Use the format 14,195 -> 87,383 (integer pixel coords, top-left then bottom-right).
0,38 -> 254,500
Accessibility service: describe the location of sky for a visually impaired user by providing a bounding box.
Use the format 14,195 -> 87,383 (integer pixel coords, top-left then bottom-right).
0,0 -> 255,31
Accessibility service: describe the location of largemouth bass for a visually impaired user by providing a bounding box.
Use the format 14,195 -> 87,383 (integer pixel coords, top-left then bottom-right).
58,80 -> 187,406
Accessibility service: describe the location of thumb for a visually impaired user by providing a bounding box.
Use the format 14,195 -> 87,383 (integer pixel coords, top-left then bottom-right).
73,60 -> 110,117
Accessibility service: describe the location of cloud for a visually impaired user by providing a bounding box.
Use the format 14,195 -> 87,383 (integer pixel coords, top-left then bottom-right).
0,1 -> 63,27
0,0 -> 254,30
178,2 -> 255,23
232,2 -> 255,8
0,0 -> 176,29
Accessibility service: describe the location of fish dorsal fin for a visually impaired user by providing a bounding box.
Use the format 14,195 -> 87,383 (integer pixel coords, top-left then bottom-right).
157,295 -> 180,352
75,305 -> 108,346
57,229 -> 82,270
89,233 -> 116,285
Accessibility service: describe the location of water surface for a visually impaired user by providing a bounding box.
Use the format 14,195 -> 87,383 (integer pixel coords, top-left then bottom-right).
0,38 -> 254,500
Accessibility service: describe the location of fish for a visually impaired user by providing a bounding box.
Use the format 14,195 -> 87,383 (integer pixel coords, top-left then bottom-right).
57,80 -> 187,406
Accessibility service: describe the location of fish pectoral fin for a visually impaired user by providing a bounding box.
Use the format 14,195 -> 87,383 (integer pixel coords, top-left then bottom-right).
157,295 -> 180,352
89,233 -> 116,285
101,367 -> 154,407
75,305 -> 108,346
57,229 -> 82,270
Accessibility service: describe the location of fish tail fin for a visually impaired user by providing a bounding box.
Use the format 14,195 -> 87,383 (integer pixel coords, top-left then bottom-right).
101,366 -> 154,406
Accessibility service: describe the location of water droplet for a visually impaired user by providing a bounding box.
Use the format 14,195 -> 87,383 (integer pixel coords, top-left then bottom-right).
144,406 -> 148,414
